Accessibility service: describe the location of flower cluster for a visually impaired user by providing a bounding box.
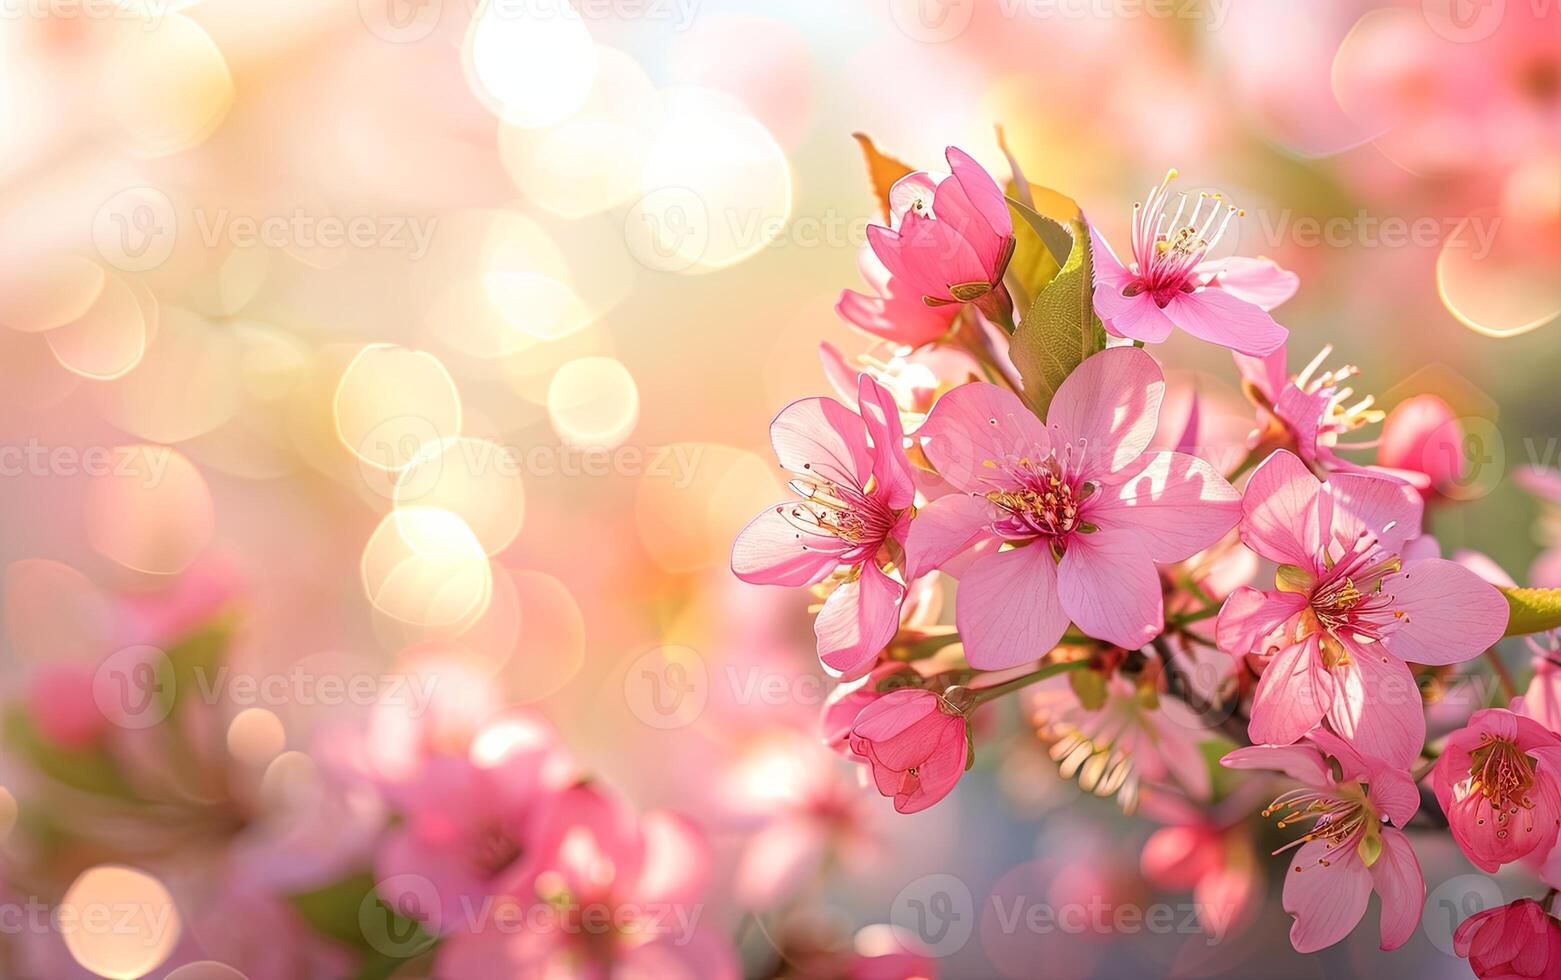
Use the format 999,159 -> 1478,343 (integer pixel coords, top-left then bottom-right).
735,141 -> 1561,971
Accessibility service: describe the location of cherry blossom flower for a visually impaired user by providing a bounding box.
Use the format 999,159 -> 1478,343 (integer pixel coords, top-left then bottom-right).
1454,898 -> 1561,980
1137,785 -> 1266,940
1234,344 -> 1386,475
1092,170 -> 1291,356
731,374 -> 917,679
836,243 -> 959,348
1222,731 -> 1424,953
1433,707 -> 1561,873
1376,394 -> 1466,500
435,782 -> 738,979
848,688 -> 971,814
865,147 -> 1016,325
905,346 -> 1241,667
1215,449 -> 1509,766
818,341 -> 980,436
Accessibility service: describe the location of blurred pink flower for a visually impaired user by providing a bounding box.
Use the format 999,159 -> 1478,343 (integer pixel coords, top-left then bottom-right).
847,688 -> 970,814
1433,707 -> 1561,873
1517,466 -> 1561,587
836,244 -> 959,348
1216,449 -> 1507,766
1454,898 -> 1561,980
1376,394 -> 1465,500
732,375 -> 916,679
1234,344 -> 1387,475
435,782 -> 738,979
865,147 -> 1016,323
1137,786 -> 1264,939
1092,171 -> 1290,356
906,347 -> 1240,665
818,341 -> 981,435
1223,731 -> 1423,953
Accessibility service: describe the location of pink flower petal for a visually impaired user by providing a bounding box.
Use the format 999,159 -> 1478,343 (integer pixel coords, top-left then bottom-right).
731,505 -> 847,586
944,146 -> 1012,239
1094,450 -> 1241,562
1239,449 -> 1330,566
1220,743 -> 1331,788
1383,558 -> 1510,666
955,544 -> 1069,670
1365,763 -> 1421,828
1325,639 -> 1424,769
857,374 -> 916,510
1093,286 -> 1176,344
1368,828 -> 1424,951
1248,636 -> 1332,746
1046,346 -> 1165,477
1163,287 -> 1288,357
1216,587 -> 1306,656
919,381 -> 1050,492
1283,840 -> 1370,953
815,562 -> 904,679
1208,256 -> 1299,311
1325,471 -> 1423,554
1056,529 -> 1163,649
770,396 -> 872,489
901,493 -> 994,580
1088,226 -> 1134,290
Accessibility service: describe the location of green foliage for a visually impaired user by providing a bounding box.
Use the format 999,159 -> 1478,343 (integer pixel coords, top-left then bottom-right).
1501,586 -> 1561,637
1007,216 -> 1107,417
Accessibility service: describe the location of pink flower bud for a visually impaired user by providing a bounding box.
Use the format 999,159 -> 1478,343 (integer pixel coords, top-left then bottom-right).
1454,898 -> 1561,979
847,688 -> 969,814
1377,394 -> 1464,498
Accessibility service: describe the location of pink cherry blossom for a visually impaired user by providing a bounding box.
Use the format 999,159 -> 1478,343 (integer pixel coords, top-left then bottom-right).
865,147 -> 1016,324
1222,731 -> 1425,953
1092,170 -> 1291,356
818,341 -> 981,435
434,782 -> 738,979
1377,394 -> 1466,500
905,346 -> 1241,667
1234,343 -> 1386,475
1215,449 -> 1509,766
1523,633 -> 1561,733
836,243 -> 960,348
731,374 -> 917,679
848,687 -> 970,814
1138,785 -> 1266,940
1455,898 -> 1561,980
1433,707 -> 1561,873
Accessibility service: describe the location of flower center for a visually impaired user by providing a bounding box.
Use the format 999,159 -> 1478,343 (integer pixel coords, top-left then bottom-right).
1127,169 -> 1243,305
472,821 -> 525,879
1293,345 -> 1384,443
1264,786 -> 1372,868
985,457 -> 1095,539
783,474 -> 896,546
1467,734 -> 1539,837
1309,529 -> 1403,641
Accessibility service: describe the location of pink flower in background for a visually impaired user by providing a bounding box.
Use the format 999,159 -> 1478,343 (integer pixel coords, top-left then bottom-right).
435,782 -> 738,979
1222,731 -> 1424,953
1433,708 -> 1561,873
1517,466 -> 1561,587
732,375 -> 916,678
1523,633 -> 1561,733
848,688 -> 970,814
906,346 -> 1241,666
1216,450 -> 1508,766
818,341 -> 980,435
1092,170 -> 1290,356
1454,898 -> 1561,980
1376,394 -> 1466,500
865,146 -> 1016,322
375,712 -> 576,932
1234,344 -> 1386,475
837,244 -> 960,347
1137,786 -> 1265,940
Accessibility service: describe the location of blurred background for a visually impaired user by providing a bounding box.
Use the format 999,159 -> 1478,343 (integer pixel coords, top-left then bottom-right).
0,0 -> 1557,976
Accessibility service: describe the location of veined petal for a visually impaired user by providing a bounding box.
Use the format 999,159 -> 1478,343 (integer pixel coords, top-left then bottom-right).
1382,559 -> 1510,667
1367,828 -> 1424,951
770,396 -> 873,489
1326,471 -> 1423,555
731,505 -> 848,586
1093,285 -> 1176,345
901,493 -> 995,580
1094,450 -> 1241,562
1282,840 -> 1371,953
1046,346 -> 1166,478
919,382 -> 1050,492
1325,639 -> 1424,769
815,563 -> 904,679
857,374 -> 916,510
1164,287 -> 1288,357
954,544 -> 1069,670
1207,256 -> 1299,311
1220,743 -> 1332,788
1216,587 -> 1306,656
1248,635 -> 1331,747
1240,449 -> 1331,566
1056,528 -> 1163,649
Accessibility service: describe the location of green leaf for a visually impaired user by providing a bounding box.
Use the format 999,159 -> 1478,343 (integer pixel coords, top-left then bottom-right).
2,709 -> 137,800
1008,216 -> 1107,417
1501,586 -> 1561,637
1068,666 -> 1108,711
288,871 -> 437,974
1005,197 -> 1065,308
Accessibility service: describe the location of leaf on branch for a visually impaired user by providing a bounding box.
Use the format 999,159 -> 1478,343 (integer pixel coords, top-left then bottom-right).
852,133 -> 916,223
1008,215 -> 1107,417
1501,586 -> 1561,637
